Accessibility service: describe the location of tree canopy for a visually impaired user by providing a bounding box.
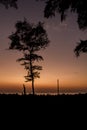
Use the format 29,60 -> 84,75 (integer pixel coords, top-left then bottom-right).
39,0 -> 87,56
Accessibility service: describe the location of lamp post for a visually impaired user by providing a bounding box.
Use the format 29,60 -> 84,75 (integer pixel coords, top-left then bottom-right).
57,79 -> 59,95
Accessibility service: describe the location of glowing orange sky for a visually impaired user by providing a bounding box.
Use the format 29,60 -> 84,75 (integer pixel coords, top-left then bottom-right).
0,0 -> 87,94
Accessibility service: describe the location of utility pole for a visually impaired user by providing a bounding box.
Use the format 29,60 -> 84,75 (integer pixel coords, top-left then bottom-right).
57,79 -> 59,95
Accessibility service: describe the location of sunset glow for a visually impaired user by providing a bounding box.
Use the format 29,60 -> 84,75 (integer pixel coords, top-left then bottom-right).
0,0 -> 87,94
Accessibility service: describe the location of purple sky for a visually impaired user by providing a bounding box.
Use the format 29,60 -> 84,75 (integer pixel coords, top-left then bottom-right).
0,0 -> 87,94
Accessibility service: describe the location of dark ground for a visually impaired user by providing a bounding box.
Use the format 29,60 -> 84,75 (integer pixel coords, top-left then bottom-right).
0,93 -> 87,106
0,93 -> 86,129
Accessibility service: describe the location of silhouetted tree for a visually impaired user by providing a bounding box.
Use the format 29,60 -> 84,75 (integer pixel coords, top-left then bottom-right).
0,0 -> 18,9
9,19 -> 49,95
38,0 -> 87,56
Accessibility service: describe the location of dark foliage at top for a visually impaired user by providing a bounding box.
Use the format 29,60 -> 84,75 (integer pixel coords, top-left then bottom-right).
39,0 -> 87,56
0,0 -> 18,9
43,0 -> 87,30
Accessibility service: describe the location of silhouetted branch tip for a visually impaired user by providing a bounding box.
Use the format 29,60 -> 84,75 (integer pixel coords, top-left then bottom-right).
74,40 -> 87,57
